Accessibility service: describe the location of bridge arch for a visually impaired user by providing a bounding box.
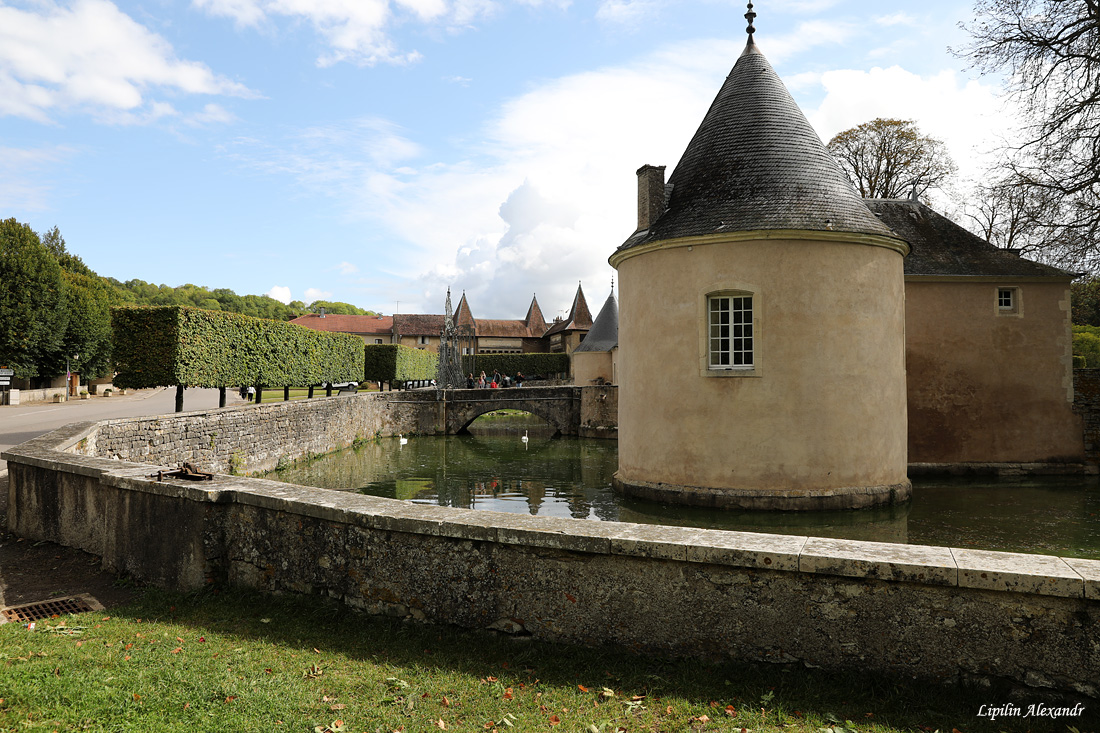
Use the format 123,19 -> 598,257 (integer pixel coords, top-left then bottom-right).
441,387 -> 580,437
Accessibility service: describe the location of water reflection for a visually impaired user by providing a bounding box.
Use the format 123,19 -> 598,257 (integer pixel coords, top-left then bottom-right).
267,415 -> 1100,558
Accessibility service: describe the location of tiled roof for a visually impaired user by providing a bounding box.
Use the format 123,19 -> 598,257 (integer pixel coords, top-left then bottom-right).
394,313 -> 445,335
454,293 -> 476,330
476,319 -> 538,338
618,38 -> 898,253
524,295 -> 548,334
290,313 -> 393,334
867,199 -> 1074,278
575,290 -> 618,352
544,283 -> 593,336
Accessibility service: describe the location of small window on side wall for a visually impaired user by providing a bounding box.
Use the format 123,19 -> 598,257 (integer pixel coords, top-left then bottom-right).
708,294 -> 753,369
997,287 -> 1020,316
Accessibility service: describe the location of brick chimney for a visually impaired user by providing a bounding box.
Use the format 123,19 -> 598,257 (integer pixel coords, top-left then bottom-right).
636,164 -> 666,231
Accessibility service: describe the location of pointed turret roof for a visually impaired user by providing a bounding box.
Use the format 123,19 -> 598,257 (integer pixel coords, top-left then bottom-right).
454,291 -> 476,330
618,22 -> 900,253
524,294 -> 548,334
544,283 -> 594,336
575,289 -> 618,352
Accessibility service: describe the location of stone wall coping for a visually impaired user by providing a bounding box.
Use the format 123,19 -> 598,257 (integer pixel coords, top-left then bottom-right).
6,422 -> 1100,600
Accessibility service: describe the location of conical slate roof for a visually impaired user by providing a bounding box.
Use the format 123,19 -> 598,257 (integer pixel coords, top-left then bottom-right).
618,37 -> 899,252
575,290 -> 618,352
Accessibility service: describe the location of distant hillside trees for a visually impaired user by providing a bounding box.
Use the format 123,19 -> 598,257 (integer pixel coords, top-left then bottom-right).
1,216 -> 376,382
106,281 -> 376,320
306,300 -> 377,316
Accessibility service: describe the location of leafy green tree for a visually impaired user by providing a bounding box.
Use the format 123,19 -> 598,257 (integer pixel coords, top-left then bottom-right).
307,300 -> 377,316
0,219 -> 68,379
826,118 -> 957,199
53,269 -> 115,380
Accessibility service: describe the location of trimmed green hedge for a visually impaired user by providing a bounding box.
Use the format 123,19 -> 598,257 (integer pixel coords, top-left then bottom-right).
473,353 -> 569,377
1073,325 -> 1100,368
364,344 -> 438,384
112,306 -> 364,389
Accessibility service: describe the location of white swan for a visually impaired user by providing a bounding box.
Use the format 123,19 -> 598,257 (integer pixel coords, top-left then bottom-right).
521,430 -> 528,444
399,434 -> 408,445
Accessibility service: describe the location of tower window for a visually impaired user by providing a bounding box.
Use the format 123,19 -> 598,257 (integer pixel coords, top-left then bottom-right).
708,294 -> 753,369
997,287 -> 1021,316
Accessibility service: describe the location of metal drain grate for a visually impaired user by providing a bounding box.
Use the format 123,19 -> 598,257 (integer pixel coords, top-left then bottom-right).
1,594 -> 104,624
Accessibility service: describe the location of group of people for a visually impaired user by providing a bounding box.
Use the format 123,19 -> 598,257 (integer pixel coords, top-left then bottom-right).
466,370 -> 525,389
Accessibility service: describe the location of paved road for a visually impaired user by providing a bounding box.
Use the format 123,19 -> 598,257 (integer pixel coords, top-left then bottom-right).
0,387 -> 251,473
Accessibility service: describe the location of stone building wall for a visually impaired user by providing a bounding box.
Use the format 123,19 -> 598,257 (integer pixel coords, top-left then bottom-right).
579,385 -> 617,439
1073,369 -> 1100,466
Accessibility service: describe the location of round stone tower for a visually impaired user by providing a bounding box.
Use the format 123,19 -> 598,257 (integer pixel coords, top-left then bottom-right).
610,9 -> 911,510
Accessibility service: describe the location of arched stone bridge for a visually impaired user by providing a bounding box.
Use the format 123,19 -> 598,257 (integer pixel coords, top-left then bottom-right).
378,386 -> 587,436
443,386 -> 581,435
375,385 -> 617,438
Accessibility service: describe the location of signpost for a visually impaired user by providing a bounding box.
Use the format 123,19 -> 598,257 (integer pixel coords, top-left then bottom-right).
0,368 -> 11,403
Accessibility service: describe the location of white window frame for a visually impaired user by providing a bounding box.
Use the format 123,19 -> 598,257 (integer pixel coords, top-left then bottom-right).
699,285 -> 759,378
996,286 -> 1022,317
707,294 -> 754,370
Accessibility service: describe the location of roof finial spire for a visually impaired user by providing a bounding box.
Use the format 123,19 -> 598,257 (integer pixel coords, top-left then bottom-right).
745,2 -> 756,37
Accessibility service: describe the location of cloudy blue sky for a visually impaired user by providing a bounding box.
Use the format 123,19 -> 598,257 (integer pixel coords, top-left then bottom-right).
2,0 -> 1019,319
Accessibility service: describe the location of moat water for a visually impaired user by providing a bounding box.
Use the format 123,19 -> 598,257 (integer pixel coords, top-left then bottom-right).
266,414 -> 1100,559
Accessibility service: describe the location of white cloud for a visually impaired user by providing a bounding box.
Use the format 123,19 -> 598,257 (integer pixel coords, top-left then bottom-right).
806,66 -> 1019,185
596,0 -> 662,28
875,12 -> 916,27
0,144 -> 73,211
0,0 -> 257,123
337,261 -> 359,274
186,103 -> 237,126
266,285 -> 292,303
235,31 -> 1017,317
193,0 -> 497,66
304,287 -> 333,301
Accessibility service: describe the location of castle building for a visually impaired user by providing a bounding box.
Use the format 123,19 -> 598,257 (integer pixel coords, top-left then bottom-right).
869,198 -> 1082,467
609,9 -> 911,510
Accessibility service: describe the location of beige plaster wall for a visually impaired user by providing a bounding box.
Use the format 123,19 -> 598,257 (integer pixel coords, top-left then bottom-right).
573,351 -> 614,385
615,235 -> 908,494
396,335 -> 439,353
905,279 -> 1084,464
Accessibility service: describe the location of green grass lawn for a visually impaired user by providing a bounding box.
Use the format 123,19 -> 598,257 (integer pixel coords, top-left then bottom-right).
1,587 -> 1089,732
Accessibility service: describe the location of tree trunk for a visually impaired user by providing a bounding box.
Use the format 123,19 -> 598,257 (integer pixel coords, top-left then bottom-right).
175,384 -> 184,413
326,384 -> 332,397
218,386 -> 226,408
255,386 -> 263,404
308,385 -> 314,399
284,386 -> 290,401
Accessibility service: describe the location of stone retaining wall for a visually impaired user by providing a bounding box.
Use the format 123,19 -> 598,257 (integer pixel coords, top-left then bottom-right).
3,397 -> 1100,700
72,392 -> 437,475
1075,369 -> 1100,466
